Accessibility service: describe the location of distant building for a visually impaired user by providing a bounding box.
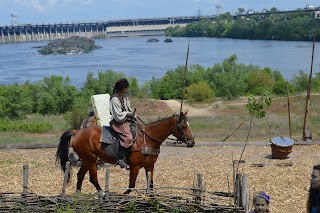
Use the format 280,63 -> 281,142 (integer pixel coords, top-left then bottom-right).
306,5 -> 316,10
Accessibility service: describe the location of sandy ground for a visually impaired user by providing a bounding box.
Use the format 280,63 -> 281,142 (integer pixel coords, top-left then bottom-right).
159,98 -> 247,117
160,99 -> 214,117
0,143 -> 319,213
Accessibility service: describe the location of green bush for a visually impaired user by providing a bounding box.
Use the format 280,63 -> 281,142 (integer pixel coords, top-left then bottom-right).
64,107 -> 88,129
186,81 -> 215,102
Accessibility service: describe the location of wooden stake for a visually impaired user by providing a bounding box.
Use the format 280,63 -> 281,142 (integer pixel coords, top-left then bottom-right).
287,83 -> 292,138
302,19 -> 317,141
22,164 -> 29,195
105,167 -> 110,201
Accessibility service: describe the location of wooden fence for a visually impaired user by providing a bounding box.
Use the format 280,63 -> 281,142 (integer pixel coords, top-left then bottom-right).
0,162 -> 249,212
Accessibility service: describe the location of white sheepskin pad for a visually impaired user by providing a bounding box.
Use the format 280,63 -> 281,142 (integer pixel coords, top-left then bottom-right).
91,93 -> 112,127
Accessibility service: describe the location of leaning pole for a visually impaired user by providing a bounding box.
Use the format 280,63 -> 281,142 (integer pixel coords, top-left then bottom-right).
302,17 -> 317,141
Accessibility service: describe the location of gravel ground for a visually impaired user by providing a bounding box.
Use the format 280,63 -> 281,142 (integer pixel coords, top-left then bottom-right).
0,143 -> 319,213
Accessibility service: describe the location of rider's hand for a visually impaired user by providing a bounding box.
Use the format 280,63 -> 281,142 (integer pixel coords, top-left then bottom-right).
127,112 -> 135,118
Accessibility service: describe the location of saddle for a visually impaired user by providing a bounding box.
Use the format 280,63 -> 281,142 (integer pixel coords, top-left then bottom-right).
100,121 -> 137,159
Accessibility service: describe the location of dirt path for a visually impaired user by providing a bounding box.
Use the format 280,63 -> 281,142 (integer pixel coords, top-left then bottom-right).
159,98 -> 247,117
160,100 -> 214,116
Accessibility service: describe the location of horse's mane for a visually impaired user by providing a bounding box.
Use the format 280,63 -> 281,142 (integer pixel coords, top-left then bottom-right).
145,113 -> 177,126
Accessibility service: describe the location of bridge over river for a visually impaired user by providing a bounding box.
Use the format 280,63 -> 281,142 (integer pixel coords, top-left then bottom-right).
0,15 -> 215,43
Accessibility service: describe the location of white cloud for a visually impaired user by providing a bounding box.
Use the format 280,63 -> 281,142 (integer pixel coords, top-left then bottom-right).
13,0 -> 94,12
48,0 -> 59,6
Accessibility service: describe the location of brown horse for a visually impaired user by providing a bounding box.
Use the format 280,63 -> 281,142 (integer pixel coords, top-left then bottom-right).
56,111 -> 195,195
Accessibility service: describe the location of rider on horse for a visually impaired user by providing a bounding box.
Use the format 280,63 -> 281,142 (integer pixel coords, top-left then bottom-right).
109,78 -> 137,168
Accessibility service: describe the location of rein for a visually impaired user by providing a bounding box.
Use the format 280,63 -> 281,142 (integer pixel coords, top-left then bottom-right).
136,116 -> 175,143
136,114 -> 190,144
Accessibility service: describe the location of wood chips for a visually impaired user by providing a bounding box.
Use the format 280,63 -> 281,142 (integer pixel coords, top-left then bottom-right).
0,143 -> 319,212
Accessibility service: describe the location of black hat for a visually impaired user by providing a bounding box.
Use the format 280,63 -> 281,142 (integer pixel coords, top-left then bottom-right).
113,78 -> 129,94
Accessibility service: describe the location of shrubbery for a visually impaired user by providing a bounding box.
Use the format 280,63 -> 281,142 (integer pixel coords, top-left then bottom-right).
166,9 -> 319,41
186,81 -> 215,102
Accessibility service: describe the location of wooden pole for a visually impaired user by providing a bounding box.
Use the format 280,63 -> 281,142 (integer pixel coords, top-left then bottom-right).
287,83 -> 292,138
222,123 -> 244,142
22,164 -> 29,195
235,174 -> 241,206
105,167 -> 110,201
179,41 -> 190,115
235,173 -> 249,211
302,19 -> 317,141
241,174 -> 249,212
196,173 -> 203,204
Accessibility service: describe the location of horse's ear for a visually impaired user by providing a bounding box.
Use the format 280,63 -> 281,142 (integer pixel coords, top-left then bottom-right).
184,110 -> 188,116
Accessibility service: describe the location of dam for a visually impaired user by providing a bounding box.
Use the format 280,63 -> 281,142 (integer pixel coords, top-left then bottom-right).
0,15 -> 215,43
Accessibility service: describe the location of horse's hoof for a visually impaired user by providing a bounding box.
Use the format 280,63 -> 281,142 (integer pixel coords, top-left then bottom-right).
125,165 -> 130,170
99,190 -> 105,197
76,189 -> 81,195
124,189 -> 132,194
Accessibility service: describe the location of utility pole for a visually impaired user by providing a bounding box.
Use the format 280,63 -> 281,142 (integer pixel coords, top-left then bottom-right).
197,8 -> 202,19
11,13 -> 19,26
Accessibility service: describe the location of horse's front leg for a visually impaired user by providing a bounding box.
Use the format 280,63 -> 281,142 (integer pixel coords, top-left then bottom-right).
144,165 -> 155,192
124,165 -> 140,194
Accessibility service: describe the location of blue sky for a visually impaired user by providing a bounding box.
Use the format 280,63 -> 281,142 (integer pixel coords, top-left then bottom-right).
0,0 -> 319,25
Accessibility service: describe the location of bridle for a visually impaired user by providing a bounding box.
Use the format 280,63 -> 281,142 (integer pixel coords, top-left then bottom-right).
137,114 -> 194,145
175,114 -> 194,144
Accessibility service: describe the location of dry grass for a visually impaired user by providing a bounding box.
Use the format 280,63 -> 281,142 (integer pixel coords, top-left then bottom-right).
1,94 -> 320,145
1,94 -> 320,212
0,144 -> 319,213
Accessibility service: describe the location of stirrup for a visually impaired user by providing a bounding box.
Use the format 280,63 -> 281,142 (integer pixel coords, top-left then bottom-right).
116,159 -> 128,169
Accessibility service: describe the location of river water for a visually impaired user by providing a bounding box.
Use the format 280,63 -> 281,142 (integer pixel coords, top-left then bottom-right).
0,35 -> 319,89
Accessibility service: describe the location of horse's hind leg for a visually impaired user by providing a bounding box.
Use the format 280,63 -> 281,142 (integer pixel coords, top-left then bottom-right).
88,164 -> 103,193
76,164 -> 89,195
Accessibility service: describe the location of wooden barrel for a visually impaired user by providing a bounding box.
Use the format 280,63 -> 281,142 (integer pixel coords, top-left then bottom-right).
270,136 -> 294,159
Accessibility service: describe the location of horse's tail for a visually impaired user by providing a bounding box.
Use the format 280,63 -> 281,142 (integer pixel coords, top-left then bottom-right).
55,130 -> 77,173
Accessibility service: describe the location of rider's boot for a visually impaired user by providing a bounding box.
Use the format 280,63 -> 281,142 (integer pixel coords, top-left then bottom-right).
117,145 -> 129,169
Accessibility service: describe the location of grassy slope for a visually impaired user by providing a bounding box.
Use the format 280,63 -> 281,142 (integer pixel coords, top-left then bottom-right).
1,94 -> 319,146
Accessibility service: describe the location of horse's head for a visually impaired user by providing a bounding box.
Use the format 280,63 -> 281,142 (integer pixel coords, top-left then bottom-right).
173,111 -> 195,148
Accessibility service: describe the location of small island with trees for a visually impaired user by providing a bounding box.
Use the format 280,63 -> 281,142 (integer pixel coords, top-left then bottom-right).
38,36 -> 101,55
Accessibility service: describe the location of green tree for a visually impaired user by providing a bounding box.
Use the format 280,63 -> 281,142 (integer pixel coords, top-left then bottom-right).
128,77 -> 140,97
186,81 -> 215,102
238,8 -> 245,14
82,70 -> 126,95
246,69 -> 275,95
157,75 -> 175,100
0,84 -> 33,119
35,75 -> 78,115
291,70 -> 309,92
